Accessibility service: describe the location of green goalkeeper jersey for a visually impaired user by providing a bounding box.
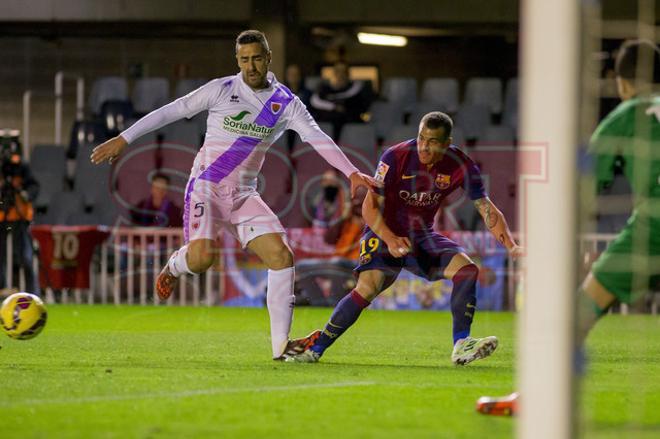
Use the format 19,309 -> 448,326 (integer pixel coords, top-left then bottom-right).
591,94 -> 660,227
589,94 -> 660,300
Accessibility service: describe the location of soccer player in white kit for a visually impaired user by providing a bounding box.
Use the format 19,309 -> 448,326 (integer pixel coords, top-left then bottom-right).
90,30 -> 378,360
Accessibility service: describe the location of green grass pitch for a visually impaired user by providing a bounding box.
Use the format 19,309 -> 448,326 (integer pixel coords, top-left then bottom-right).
0,306 -> 658,438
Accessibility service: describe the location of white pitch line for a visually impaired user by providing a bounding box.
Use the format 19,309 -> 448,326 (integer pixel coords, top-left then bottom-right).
0,381 -> 376,408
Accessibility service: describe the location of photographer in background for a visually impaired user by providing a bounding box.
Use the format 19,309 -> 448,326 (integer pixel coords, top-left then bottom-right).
0,131 -> 40,296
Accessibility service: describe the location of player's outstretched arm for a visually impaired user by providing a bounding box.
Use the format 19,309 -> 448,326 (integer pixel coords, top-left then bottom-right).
362,190 -> 411,258
287,98 -> 381,196
91,79 -> 218,166
90,136 -> 128,165
348,172 -> 381,197
474,197 -> 523,258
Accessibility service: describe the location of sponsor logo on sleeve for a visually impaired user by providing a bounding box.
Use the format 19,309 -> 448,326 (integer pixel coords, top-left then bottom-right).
375,161 -> 390,183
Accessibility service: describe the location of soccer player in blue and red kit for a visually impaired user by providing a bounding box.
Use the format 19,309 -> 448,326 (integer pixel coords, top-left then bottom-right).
288,111 -> 523,364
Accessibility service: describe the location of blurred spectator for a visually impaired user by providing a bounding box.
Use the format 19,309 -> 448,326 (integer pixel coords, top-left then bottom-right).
295,186 -> 367,307
282,64 -> 313,154
324,185 -> 367,259
305,169 -> 346,228
0,136 -> 40,295
310,61 -> 374,139
284,64 -> 312,108
130,173 -> 182,227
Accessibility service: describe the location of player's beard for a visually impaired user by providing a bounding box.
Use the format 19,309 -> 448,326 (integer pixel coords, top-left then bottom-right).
246,70 -> 265,88
418,151 -> 433,164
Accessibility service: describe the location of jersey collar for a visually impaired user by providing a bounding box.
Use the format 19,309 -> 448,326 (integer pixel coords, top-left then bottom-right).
237,71 -> 278,92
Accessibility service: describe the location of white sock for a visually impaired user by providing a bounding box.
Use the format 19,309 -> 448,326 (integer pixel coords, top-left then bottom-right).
267,266 -> 295,358
167,245 -> 194,277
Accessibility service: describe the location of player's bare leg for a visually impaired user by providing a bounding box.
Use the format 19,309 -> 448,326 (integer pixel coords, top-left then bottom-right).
287,269 -> 399,363
577,272 -> 617,345
445,252 -> 498,365
156,239 -> 218,301
246,232 -> 297,359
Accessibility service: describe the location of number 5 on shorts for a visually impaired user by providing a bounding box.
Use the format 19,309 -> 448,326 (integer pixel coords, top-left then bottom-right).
194,202 -> 205,218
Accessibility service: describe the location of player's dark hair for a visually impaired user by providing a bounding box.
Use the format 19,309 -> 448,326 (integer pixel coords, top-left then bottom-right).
236,30 -> 270,54
421,112 -> 453,141
615,39 -> 660,84
151,173 -> 170,184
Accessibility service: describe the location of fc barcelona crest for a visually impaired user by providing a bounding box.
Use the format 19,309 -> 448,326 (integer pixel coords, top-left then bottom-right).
270,102 -> 282,114
435,174 -> 451,190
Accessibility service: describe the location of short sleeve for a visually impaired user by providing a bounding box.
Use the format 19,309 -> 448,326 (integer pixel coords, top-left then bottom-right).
464,156 -> 487,200
374,148 -> 397,196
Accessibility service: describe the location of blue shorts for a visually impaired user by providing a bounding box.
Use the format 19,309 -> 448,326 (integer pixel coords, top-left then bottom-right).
355,228 -> 465,281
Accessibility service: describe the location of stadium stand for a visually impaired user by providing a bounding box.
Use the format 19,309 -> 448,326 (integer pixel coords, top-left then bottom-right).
381,77 -> 418,111
368,101 -> 405,141
454,103 -> 492,140
174,78 -> 208,98
464,77 -> 503,114
88,76 -> 129,115
132,77 -> 170,115
420,78 -> 460,113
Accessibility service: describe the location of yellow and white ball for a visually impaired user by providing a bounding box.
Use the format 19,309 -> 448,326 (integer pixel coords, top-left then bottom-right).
0,292 -> 47,340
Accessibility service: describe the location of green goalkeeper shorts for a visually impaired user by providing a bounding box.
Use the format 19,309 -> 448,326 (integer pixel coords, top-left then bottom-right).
591,219 -> 660,304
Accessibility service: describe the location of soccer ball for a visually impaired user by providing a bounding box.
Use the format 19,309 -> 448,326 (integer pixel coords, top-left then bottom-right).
0,292 -> 48,340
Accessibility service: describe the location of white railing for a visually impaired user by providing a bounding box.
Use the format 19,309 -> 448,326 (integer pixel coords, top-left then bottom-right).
79,227 -> 220,306
22,91 -> 31,161
3,228 -> 657,313
21,72 -> 85,159
54,71 -> 85,145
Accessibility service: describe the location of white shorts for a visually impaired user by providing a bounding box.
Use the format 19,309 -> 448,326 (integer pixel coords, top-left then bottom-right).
183,177 -> 285,248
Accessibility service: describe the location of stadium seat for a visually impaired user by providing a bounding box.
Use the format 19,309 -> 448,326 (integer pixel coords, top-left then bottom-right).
382,77 -> 418,111
191,111 -> 208,139
477,125 -> 516,145
100,100 -> 134,137
132,77 -> 170,115
408,102 -> 445,126
30,144 -> 66,175
74,157 -> 113,207
451,126 -> 466,149
503,78 -> 519,130
66,210 -> 102,226
174,78 -> 208,98
94,189 -> 120,226
67,120 -> 107,159
464,77 -> 503,114
455,104 -> 491,140
33,172 -> 65,210
420,78 -> 460,113
41,191 -> 85,225
88,76 -> 129,115
128,130 -> 159,148
315,121 -> 335,140
259,140 -> 294,208
160,119 -> 203,150
338,123 -> 377,166
368,101 -> 405,140
383,124 -> 418,147
304,76 -> 322,92
156,141 -> 196,172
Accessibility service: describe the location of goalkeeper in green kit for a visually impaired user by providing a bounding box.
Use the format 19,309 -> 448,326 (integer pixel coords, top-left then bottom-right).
477,39 -> 660,416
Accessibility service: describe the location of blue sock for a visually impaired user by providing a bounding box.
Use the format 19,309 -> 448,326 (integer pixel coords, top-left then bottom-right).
451,264 -> 479,344
311,290 -> 370,355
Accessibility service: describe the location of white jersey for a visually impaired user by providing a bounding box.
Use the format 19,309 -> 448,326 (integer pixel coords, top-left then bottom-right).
121,72 -> 359,187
